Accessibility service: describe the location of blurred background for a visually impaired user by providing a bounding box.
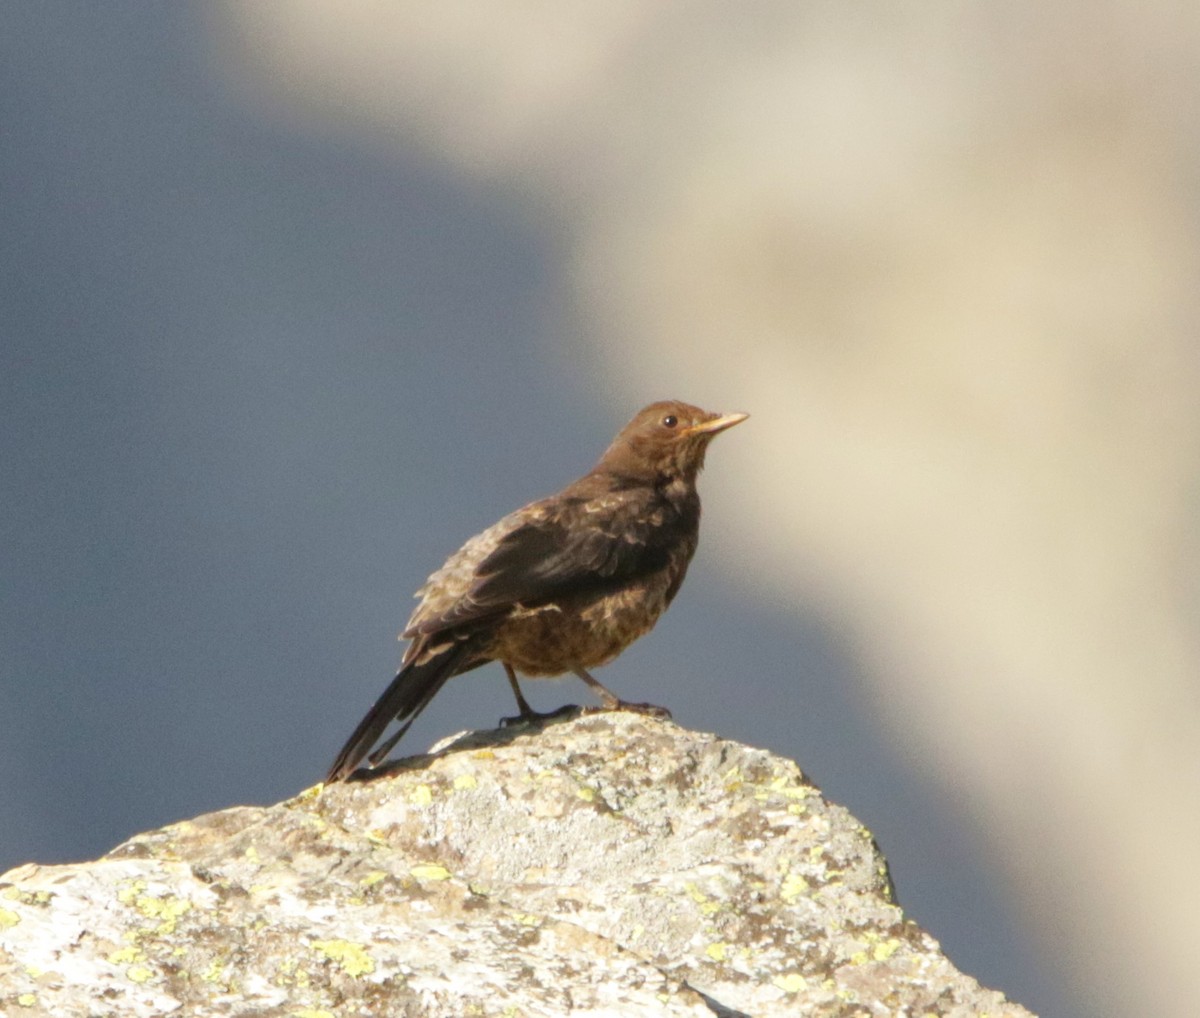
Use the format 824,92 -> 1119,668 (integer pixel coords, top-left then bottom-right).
4,5 -> 1198,1016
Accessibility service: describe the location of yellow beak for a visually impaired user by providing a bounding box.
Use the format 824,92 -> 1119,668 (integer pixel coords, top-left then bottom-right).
684,411 -> 749,437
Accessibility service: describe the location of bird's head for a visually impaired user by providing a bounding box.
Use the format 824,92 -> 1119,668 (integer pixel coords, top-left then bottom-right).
597,400 -> 749,483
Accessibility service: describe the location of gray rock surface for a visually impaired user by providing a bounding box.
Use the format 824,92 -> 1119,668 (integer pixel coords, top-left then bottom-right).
0,714 -> 1033,1016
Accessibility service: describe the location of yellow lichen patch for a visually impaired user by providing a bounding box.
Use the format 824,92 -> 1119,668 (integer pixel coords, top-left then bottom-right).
851,950 -> 869,966
721,765 -> 744,793
18,993 -> 36,1007
453,773 -> 477,791
471,749 -> 495,760
787,802 -> 807,815
409,784 -> 434,806
244,845 -> 262,864
512,912 -> 542,927
312,939 -> 375,977
684,883 -> 721,916
359,870 -> 388,887
705,942 -> 728,962
0,907 -> 20,928
575,786 -> 596,802
365,829 -> 390,846
873,938 -> 902,961
773,972 -> 808,993
780,872 -> 809,902
134,894 -> 192,934
107,946 -> 144,965
292,1009 -> 335,1018
878,863 -> 896,901
409,863 -> 451,882
755,775 -> 812,802
203,959 -> 226,983
126,965 -> 155,984
117,880 -> 147,905
291,783 -> 324,804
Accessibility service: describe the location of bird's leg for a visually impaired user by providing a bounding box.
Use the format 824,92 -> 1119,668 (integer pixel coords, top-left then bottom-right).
499,663 -> 577,727
572,667 -> 672,719
504,662 -> 536,716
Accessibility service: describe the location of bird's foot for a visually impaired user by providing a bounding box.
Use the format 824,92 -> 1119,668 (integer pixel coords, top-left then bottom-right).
568,668 -> 672,720
583,699 -> 673,720
499,703 -> 579,728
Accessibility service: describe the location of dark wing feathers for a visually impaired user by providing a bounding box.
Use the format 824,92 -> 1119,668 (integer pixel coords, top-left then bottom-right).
473,510 -> 659,597
406,489 -> 681,640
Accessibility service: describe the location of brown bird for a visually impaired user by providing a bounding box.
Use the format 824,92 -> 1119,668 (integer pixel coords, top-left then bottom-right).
325,400 -> 748,782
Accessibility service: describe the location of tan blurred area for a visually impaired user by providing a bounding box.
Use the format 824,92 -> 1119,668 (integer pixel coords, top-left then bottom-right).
210,4 -> 1200,1015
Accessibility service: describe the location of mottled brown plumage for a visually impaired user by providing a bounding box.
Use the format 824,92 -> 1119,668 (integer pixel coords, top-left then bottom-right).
325,400 -> 748,782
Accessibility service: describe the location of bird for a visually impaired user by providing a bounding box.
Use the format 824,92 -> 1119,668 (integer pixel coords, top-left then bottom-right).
324,399 -> 748,782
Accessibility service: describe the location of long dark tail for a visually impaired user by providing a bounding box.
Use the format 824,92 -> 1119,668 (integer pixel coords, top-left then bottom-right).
325,639 -> 481,783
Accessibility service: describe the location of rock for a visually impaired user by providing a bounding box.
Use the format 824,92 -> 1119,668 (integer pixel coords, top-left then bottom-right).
0,714 -> 1032,1016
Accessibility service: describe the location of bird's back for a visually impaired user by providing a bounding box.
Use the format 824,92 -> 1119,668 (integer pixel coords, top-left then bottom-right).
403,473 -> 700,655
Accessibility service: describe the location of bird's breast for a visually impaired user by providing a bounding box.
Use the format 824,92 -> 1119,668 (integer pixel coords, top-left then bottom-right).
487,553 -> 689,677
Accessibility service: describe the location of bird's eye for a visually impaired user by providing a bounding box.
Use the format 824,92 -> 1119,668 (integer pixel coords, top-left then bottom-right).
661,414 -> 678,428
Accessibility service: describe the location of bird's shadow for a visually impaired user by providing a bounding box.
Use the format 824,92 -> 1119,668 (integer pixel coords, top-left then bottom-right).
338,704 -> 594,784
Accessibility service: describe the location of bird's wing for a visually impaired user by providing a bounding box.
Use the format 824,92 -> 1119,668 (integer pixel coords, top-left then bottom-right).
403,488 -> 677,642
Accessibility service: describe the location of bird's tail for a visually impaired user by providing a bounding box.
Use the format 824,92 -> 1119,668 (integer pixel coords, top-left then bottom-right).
325,639 -> 481,783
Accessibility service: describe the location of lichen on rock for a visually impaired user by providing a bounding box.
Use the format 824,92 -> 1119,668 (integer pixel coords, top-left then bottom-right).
0,714 -> 1033,1017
